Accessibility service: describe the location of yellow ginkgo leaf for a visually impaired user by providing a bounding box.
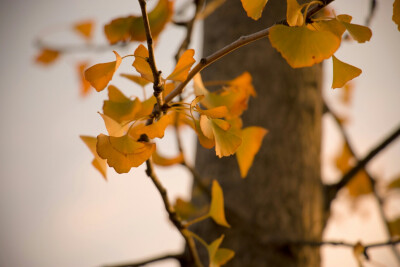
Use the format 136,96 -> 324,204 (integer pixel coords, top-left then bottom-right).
213,248 -> 235,267
197,106 -> 229,119
347,170 -> 372,197
35,49 -> 60,65
73,20 -> 94,40
104,16 -> 135,44
228,72 -> 256,97
97,134 -> 155,173
209,180 -> 230,227
133,44 -> 154,82
130,113 -> 173,139
99,113 -> 130,137
194,119 -> 215,149
167,49 -> 196,82
103,85 -> 143,123
338,20 -> 372,43
240,0 -> 268,20
80,136 -> 107,180
309,14 -> 352,38
84,51 -> 122,92
77,62 -> 91,96
394,0 -> 400,31
287,0 -> 303,27
236,127 -> 268,178
388,175 -> 400,190
332,56 -> 362,89
152,150 -> 184,167
388,217 -> 400,237
193,74 -> 210,96
269,25 -> 340,68
120,73 -> 150,87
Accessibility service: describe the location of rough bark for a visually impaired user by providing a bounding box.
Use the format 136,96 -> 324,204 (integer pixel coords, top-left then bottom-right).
190,1 -> 324,266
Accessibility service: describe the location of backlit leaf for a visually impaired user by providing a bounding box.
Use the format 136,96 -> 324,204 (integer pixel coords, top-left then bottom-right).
104,16 -> 135,44
35,49 -> 60,65
197,106 -> 229,119
338,19 -> 372,43
97,134 -> 155,173
130,113 -> 173,139
84,51 -> 122,92
394,0 -> 400,31
80,136 -> 107,180
287,0 -> 303,27
240,0 -> 268,20
193,74 -> 209,96
120,73 -> 150,87
133,45 -> 154,82
269,25 -> 340,68
194,119 -> 215,149
228,72 -> 256,97
388,175 -> 400,190
209,180 -> 230,227
73,20 -> 94,40
236,127 -> 268,178
99,113 -> 130,137
167,49 -> 196,82
332,55 -> 362,89
309,15 -> 352,38
152,150 -> 184,166
77,62 -> 91,96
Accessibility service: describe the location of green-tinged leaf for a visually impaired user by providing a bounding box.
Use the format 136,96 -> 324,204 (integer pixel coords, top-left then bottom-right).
80,136 -> 107,180
133,44 -> 154,82
167,49 -> 196,82
97,134 -> 155,173
332,55 -> 362,89
84,51 -> 122,92
269,25 -> 340,68
394,0 -> 400,31
236,126 -> 268,178
347,170 -> 372,197
209,180 -> 230,227
240,0 -> 268,20
287,0 -> 303,26
99,113 -> 130,137
77,62 -> 91,96
388,175 -> 400,190
120,73 -> 150,87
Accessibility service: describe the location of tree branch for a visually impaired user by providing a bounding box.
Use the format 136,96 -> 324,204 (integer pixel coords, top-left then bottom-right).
103,253 -> 184,267
164,0 -> 334,103
325,123 -> 400,205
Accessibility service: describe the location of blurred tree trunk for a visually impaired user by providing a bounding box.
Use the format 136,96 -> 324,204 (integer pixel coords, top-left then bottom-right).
190,0 -> 325,266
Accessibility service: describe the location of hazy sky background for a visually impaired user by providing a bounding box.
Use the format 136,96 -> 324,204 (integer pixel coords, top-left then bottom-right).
0,0 -> 399,267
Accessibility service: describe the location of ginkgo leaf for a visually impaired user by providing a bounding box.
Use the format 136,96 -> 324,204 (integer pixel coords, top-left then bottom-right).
228,72 -> 256,97
394,0 -> 400,31
388,217 -> 400,237
352,242 -> 365,266
332,55 -> 362,89
103,85 -> 144,123
130,113 -> 173,139
269,25 -> 340,68
133,45 -> 154,82
77,62 -> 91,96
287,0 -> 303,27
84,51 -> 122,92
174,198 -> 198,220
209,180 -> 230,227
99,113 -> 130,137
167,49 -> 195,82
120,73 -> 150,87
194,119 -> 215,149
213,248 -> 235,267
73,20 -> 94,40
104,0 -> 173,44
97,134 -> 155,173
236,127 -> 268,178
35,49 -> 60,65
152,150 -> 184,166
338,19 -> 372,43
347,170 -> 372,197
240,0 -> 268,20
193,74 -> 209,96
197,106 -> 229,119
388,176 -> 400,190
80,136 -> 107,179
309,15 -> 352,38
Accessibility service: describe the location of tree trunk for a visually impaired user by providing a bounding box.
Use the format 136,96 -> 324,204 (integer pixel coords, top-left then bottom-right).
190,1 -> 324,266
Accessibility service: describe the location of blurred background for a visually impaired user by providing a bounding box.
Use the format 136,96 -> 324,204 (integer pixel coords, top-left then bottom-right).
0,0 -> 399,266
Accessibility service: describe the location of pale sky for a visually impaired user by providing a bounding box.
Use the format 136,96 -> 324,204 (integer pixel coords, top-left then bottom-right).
0,0 -> 399,267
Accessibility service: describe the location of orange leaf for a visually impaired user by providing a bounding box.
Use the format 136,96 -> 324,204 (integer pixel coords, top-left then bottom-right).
394,0 -> 400,31
287,0 -> 303,27
167,49 -> 196,82
77,62 -> 92,96
240,0 -> 268,20
35,49 -> 60,65
84,51 -> 122,92
99,113 -> 130,137
152,150 -> 184,167
133,44 -> 154,82
73,20 -> 94,40
337,17 -> 372,43
197,106 -> 229,119
228,72 -> 256,97
309,15 -> 352,38
97,134 -> 155,173
130,113 -> 173,139
209,180 -> 230,227
332,55 -> 362,89
120,73 -> 150,87
80,136 -> 107,180
104,16 -> 135,44
269,25 -> 340,68
347,170 -> 372,197
236,127 -> 268,178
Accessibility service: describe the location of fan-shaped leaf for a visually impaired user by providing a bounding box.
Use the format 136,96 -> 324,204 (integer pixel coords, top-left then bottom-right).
35,49 -> 60,65
240,0 -> 268,20
80,136 -> 107,179
332,55 -> 362,89
209,180 -> 230,227
167,49 -> 195,82
287,0 -> 303,26
73,20 -> 94,40
152,150 -> 184,166
133,45 -> 154,82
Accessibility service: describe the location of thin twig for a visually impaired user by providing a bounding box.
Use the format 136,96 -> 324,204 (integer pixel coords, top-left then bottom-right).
103,253 -> 183,267
326,123 -> 400,205
34,39 -> 128,53
164,0 -> 334,103
325,102 -> 400,262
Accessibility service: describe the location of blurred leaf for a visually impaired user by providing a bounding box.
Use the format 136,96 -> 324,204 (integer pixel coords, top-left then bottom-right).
80,136 -> 107,180
352,241 -> 366,266
152,150 -> 184,167
240,0 -> 268,20
99,113 -> 130,137
73,20 -> 94,40
269,25 -> 340,68
84,51 -> 122,92
337,17 -> 372,43
207,235 -> 234,267
309,14 -> 352,38
120,73 -> 150,87
394,0 -> 400,31
167,49 -> 196,82
77,62 -> 91,96
35,49 -> 60,65
388,175 -> 400,190
209,180 -> 230,227
332,55 -> 362,89
174,197 -> 197,220
133,44 -> 154,82
287,0 -> 303,27
388,217 -> 400,237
